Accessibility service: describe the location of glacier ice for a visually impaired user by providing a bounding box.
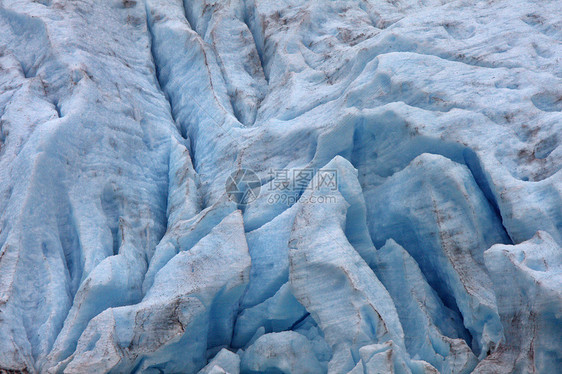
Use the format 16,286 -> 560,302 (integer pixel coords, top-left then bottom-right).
289,157 -> 406,373
200,348 -> 241,374
373,239 -> 478,374
240,331 -> 326,374
366,153 -> 507,358
49,211 -> 250,373
0,0 -> 561,373
474,231 -> 562,373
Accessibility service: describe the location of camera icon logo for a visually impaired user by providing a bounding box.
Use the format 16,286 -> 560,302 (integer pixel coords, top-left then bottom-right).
225,169 -> 261,206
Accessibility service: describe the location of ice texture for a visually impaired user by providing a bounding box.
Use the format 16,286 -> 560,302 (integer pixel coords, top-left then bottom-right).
474,231 -> 562,373
373,239 -> 478,374
0,0 -> 560,373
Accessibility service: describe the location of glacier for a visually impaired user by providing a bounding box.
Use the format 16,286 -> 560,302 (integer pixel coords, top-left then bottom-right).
0,0 -> 560,373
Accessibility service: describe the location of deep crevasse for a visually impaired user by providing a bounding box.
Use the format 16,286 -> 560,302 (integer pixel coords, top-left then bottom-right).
0,0 -> 560,373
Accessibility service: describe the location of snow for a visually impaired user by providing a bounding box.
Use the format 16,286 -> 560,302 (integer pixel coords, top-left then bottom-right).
0,0 -> 560,373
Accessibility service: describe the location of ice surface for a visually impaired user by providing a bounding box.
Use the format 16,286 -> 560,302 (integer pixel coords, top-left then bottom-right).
366,153 -> 507,357
0,0 -> 560,373
474,231 -> 562,373
373,239 -> 478,374
50,211 -> 250,373
240,331 -> 326,374
199,348 -> 240,374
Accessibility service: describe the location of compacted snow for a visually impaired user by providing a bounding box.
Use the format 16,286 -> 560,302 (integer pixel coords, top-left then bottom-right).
0,0 -> 560,373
